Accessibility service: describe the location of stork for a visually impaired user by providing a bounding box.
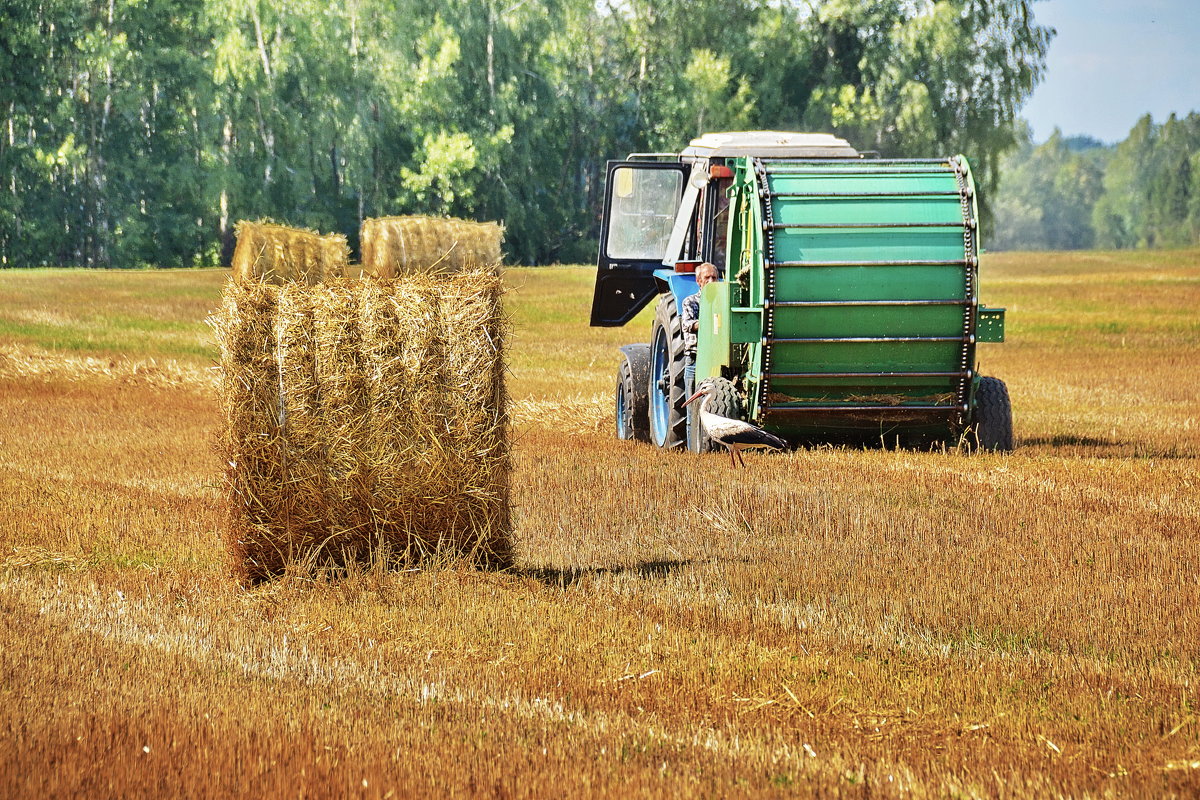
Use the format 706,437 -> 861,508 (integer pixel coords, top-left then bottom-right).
683,378 -> 788,467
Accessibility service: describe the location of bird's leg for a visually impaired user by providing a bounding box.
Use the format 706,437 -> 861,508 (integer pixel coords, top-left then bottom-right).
727,446 -> 737,468
736,449 -> 746,468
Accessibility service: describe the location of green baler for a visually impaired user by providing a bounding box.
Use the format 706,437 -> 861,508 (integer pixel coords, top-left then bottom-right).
591,131 -> 1012,453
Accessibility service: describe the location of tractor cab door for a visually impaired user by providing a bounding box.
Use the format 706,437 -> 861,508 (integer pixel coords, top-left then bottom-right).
590,161 -> 690,327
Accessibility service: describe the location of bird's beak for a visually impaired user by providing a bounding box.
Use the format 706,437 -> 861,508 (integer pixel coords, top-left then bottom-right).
682,389 -> 704,407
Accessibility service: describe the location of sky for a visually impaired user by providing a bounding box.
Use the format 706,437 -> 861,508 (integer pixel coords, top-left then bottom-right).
1020,0 -> 1200,143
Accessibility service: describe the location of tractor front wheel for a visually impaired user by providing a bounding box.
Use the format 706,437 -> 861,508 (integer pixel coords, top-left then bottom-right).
615,344 -> 651,442
648,295 -> 688,450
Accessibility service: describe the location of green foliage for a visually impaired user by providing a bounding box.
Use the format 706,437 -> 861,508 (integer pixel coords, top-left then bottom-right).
993,114 -> 1200,251
656,49 -> 756,144
990,128 -> 1108,251
1,0 -> 1053,267
800,0 -> 1054,221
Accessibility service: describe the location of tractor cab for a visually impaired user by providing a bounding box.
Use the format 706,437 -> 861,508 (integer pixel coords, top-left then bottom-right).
590,132 -> 858,327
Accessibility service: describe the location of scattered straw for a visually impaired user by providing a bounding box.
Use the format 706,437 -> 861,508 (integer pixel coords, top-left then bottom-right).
2,546 -> 83,571
510,395 -> 609,435
0,343 -> 214,388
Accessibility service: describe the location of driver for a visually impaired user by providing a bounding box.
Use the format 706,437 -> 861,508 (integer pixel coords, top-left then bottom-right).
681,262 -> 720,360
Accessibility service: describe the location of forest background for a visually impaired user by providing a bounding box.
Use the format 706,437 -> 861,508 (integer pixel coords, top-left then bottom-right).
0,0 -> 1194,267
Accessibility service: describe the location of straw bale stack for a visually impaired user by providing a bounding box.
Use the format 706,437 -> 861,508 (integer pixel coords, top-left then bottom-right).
359,216 -> 503,278
231,221 -> 350,285
210,271 -> 511,582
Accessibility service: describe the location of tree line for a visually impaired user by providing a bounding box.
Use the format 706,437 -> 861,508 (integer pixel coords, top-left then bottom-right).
988,113 -> 1200,251
2,0 -> 1051,268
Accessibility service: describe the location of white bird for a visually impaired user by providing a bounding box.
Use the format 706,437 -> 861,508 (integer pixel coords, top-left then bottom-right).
683,378 -> 788,467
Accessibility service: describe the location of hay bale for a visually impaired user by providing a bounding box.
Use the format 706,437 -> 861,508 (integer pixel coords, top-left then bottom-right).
358,216 -> 504,278
357,281 -> 447,559
273,286 -> 328,556
231,221 -> 349,285
436,273 -> 511,563
209,271 -> 511,582
210,283 -> 287,577
310,283 -> 373,552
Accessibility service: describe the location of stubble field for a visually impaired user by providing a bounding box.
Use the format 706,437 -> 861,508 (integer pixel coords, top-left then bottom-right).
1,250 -> 1198,798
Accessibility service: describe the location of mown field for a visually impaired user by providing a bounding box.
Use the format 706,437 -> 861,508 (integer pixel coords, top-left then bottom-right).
1,250 -> 1198,798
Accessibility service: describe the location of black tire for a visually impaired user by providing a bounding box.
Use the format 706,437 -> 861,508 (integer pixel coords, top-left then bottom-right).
972,376 -> 1014,452
648,295 -> 688,450
615,344 -> 651,442
688,376 -> 743,453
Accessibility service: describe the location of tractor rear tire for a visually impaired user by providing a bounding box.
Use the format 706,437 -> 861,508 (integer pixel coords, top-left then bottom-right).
615,344 -> 651,442
648,295 -> 688,450
972,376 -> 1014,452
688,376 -> 743,453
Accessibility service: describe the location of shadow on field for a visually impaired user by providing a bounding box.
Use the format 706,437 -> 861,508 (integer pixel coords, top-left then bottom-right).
520,559 -> 697,589
1019,435 -> 1195,460
1022,435 -> 1118,448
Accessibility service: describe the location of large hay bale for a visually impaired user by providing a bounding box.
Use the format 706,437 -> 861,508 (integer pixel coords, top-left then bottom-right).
231,221 -> 350,285
359,216 -> 504,278
210,272 -> 511,582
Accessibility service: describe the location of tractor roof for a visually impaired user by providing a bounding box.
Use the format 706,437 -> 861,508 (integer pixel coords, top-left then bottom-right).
682,131 -> 858,159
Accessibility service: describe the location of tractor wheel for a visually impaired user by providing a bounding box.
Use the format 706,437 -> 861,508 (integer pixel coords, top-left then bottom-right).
648,295 -> 688,450
688,376 -> 743,453
972,376 -> 1014,452
615,344 -> 651,442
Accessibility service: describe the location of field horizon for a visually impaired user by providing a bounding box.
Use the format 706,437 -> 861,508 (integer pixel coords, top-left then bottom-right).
2,249 -> 1198,797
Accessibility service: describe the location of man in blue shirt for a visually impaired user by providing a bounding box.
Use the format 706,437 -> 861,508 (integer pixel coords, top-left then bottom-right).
681,261 -> 720,360
681,261 -> 720,449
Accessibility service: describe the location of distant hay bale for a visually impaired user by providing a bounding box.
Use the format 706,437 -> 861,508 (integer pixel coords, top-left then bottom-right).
209,272 -> 511,582
231,221 -> 349,285
359,216 -> 504,278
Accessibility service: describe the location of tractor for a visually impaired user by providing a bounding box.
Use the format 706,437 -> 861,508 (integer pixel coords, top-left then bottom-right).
590,131 -> 1012,453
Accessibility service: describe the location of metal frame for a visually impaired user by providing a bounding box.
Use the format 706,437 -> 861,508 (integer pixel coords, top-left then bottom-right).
768,221 -> 968,230
770,336 -> 970,344
769,371 -> 970,379
765,405 -> 965,414
760,158 -> 952,165
769,191 -> 962,198
769,259 -> 976,268
768,300 -> 966,308
761,168 -> 957,176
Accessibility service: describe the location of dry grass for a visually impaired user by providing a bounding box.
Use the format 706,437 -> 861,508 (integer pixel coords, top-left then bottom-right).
1,249 -> 1198,797
0,342 -> 214,387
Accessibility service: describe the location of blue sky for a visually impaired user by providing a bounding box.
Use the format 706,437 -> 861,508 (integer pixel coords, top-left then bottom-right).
1020,0 -> 1200,143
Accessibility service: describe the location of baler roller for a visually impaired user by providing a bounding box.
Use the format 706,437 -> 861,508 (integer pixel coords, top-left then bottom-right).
768,371 -> 970,379
768,300 -> 968,307
763,405 -> 967,414
768,221 -> 969,230
759,157 -> 956,165
742,154 -> 980,439
768,258 -> 976,268
759,167 -> 961,176
770,190 -> 963,198
771,336 -> 970,344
